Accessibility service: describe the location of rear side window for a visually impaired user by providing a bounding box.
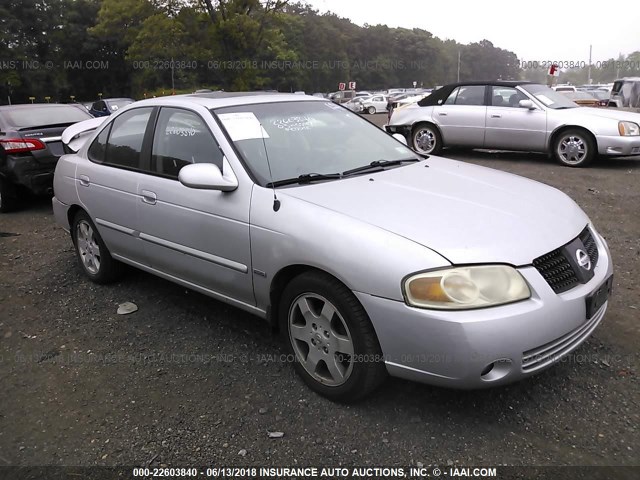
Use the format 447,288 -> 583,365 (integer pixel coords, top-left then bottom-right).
87,125 -> 111,163
444,86 -> 486,106
151,108 -> 222,179
87,107 -> 152,169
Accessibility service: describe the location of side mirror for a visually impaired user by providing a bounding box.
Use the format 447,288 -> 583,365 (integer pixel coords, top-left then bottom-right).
519,100 -> 535,110
178,158 -> 238,192
392,133 -> 408,145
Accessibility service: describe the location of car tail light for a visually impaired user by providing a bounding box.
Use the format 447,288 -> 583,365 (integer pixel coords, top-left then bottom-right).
0,138 -> 46,154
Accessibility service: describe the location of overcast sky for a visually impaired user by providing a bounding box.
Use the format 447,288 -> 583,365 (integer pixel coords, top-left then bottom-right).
307,0 -> 639,62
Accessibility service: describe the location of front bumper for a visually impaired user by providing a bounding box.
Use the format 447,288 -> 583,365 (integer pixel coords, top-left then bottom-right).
356,231 -> 613,389
385,124 -> 411,138
596,135 -> 640,156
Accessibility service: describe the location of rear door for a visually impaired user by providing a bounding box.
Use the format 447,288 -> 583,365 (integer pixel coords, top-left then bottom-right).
76,107 -> 154,262
136,106 -> 254,305
432,85 -> 487,147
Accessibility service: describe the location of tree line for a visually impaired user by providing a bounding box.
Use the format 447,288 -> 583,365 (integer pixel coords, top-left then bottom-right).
1,0 -> 638,104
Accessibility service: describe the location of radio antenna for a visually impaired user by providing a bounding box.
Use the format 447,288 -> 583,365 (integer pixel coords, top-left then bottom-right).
259,122 -> 280,212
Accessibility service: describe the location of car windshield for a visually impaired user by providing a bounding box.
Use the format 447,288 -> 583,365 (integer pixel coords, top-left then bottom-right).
213,100 -> 419,186
565,92 -> 596,100
521,84 -> 578,109
107,99 -> 134,110
589,91 -> 609,100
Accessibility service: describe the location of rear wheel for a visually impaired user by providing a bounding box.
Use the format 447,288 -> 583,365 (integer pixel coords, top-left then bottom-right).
71,211 -> 122,283
279,271 -> 386,402
553,129 -> 595,167
412,123 -> 443,155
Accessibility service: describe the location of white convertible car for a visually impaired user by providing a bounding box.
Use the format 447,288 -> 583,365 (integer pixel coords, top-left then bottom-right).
385,80 -> 640,167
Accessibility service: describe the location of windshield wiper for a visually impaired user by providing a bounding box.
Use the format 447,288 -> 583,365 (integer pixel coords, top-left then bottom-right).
266,172 -> 342,188
342,158 -> 420,176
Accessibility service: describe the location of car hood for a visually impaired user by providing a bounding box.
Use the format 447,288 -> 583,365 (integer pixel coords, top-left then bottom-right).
561,106 -> 640,122
281,157 -> 589,265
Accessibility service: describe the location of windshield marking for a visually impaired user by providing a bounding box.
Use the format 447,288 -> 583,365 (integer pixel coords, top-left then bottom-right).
218,112 -> 270,141
272,115 -> 313,131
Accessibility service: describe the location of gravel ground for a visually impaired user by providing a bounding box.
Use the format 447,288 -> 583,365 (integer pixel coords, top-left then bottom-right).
0,118 -> 638,473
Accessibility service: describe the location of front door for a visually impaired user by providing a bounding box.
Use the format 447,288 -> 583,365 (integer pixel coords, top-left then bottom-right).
484,86 -> 547,151
136,106 -> 254,305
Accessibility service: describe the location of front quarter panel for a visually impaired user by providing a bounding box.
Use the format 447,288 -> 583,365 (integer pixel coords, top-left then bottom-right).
249,185 -> 451,312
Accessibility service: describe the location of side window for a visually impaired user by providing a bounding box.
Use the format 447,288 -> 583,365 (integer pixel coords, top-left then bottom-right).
452,86 -> 486,105
151,108 -> 223,179
104,107 -> 152,169
87,125 -> 111,163
444,87 -> 460,104
492,86 -> 527,107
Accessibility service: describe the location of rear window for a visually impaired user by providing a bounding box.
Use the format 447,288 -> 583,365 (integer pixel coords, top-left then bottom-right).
1,105 -> 92,129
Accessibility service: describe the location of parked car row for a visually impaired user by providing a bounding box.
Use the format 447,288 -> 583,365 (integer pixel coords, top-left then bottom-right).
49,91 -> 613,402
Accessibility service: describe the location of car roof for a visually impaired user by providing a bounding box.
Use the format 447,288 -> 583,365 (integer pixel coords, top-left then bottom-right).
131,92 -> 325,109
418,81 -> 534,107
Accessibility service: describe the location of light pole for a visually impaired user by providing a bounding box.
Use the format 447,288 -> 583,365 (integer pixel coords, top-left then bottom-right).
457,50 -> 461,82
587,45 -> 592,84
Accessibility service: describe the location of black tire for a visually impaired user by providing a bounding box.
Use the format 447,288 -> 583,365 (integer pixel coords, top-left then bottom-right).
367,106 -> 376,115
279,271 -> 387,402
412,123 -> 443,155
71,210 -> 122,283
0,177 -> 18,213
552,129 -> 596,167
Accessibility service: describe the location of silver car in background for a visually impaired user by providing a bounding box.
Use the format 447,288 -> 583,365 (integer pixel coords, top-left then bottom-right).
53,93 -> 613,401
386,81 -> 640,167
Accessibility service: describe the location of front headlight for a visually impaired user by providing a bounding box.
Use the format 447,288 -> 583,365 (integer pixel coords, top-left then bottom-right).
403,265 -> 531,310
618,121 -> 640,136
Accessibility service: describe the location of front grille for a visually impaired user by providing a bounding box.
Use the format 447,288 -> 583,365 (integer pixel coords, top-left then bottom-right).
532,248 -> 578,293
580,228 -> 599,267
533,226 -> 599,294
522,305 -> 605,372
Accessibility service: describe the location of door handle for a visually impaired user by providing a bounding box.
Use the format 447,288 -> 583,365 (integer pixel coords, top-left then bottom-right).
438,112 -> 448,116
141,190 -> 157,205
491,114 -> 502,118
79,175 -> 90,187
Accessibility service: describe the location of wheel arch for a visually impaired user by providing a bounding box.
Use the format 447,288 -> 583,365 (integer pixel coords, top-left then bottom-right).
67,204 -> 86,238
548,125 -> 598,153
267,264 -> 355,331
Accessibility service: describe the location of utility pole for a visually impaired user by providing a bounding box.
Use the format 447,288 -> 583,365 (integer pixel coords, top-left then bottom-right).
587,45 -> 592,84
171,56 -> 175,94
457,50 -> 461,82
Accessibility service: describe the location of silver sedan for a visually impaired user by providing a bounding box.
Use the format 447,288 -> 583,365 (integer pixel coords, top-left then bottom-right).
386,81 -> 640,167
53,93 -> 613,401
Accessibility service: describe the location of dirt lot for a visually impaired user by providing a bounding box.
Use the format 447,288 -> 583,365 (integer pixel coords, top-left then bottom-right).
0,118 -> 639,474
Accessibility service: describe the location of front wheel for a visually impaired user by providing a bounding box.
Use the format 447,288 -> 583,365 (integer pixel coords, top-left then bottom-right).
367,106 -> 376,115
553,129 -> 595,167
412,123 -> 443,155
280,271 -> 386,402
71,211 -> 122,283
